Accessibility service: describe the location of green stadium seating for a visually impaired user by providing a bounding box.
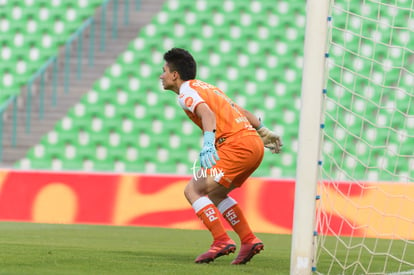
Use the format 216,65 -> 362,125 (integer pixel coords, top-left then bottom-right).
13,0 -> 413,180
0,0 -> 104,106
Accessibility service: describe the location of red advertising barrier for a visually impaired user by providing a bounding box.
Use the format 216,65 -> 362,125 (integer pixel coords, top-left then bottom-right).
0,170 -> 413,239
318,181 -> 414,240
0,170 -> 294,234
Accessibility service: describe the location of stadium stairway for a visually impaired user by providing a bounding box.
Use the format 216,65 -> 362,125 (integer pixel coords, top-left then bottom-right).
0,0 -> 165,167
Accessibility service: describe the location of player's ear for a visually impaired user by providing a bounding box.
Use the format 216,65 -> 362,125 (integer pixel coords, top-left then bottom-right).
172,70 -> 180,81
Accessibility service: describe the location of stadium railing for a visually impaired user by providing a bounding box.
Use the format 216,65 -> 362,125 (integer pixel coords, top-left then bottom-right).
0,0 -> 140,162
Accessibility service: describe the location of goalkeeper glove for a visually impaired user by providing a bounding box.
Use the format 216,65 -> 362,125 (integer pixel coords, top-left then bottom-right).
256,123 -> 283,154
200,131 -> 220,168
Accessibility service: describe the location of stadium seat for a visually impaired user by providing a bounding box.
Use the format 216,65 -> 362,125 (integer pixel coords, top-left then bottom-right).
0,0 -> 104,107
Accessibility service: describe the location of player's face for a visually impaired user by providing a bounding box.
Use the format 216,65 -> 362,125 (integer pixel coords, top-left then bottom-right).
160,63 -> 176,91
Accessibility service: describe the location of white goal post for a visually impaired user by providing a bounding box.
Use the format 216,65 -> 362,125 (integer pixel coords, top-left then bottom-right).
290,0 -> 330,274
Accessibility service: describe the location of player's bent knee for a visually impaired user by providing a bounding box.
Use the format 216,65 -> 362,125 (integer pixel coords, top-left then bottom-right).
184,178 -> 209,204
183,181 -> 195,203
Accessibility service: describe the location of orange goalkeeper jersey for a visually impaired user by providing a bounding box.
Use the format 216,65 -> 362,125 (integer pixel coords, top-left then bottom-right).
178,79 -> 256,140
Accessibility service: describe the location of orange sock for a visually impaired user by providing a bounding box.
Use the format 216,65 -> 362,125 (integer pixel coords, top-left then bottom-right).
192,197 -> 230,241
218,197 -> 255,244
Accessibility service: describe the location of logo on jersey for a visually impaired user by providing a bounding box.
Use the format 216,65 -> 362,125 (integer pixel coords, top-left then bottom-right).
185,97 -> 194,107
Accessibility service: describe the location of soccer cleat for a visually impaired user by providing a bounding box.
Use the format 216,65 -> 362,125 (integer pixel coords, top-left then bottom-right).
194,239 -> 236,264
231,238 -> 264,265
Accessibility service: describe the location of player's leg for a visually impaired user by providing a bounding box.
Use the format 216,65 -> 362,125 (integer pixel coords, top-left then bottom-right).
209,135 -> 265,264
184,176 -> 236,263
209,188 -> 264,265
184,176 -> 231,242
209,190 -> 255,244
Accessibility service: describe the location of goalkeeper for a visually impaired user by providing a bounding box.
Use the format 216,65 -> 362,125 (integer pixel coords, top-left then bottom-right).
160,48 -> 282,264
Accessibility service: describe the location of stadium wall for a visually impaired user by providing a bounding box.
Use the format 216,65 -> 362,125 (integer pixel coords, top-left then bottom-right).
0,170 -> 412,239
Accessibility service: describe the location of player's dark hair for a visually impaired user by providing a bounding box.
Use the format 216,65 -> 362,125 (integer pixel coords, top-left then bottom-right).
163,48 -> 197,80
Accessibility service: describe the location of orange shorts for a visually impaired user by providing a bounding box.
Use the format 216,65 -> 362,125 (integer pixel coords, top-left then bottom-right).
208,132 -> 264,188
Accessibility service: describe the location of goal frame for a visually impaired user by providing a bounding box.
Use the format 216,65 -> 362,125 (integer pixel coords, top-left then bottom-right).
289,0 -> 330,274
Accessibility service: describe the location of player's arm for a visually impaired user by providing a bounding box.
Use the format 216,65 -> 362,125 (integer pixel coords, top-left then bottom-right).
195,103 -> 216,133
195,103 -> 220,168
240,108 -> 262,129
239,106 -> 283,154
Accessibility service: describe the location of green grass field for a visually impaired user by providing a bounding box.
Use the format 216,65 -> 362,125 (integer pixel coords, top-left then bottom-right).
1,222 -> 413,274
0,222 -> 291,275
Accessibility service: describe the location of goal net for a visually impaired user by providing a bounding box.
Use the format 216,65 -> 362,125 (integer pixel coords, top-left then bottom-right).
315,0 -> 414,274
